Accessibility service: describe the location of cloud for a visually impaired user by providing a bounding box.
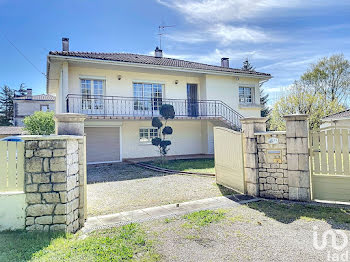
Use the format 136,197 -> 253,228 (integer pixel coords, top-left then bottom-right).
157,0 -> 318,23
166,24 -> 279,46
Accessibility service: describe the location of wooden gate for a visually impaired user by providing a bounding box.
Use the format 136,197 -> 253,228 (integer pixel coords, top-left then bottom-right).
214,127 -> 245,193
0,140 -> 25,192
310,127 -> 350,202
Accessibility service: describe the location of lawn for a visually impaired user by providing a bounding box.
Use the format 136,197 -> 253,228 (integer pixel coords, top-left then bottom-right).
0,224 -> 159,262
4,201 -> 350,261
145,158 -> 215,174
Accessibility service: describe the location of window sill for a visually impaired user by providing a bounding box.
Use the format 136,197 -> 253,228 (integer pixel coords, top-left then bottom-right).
139,142 -> 153,146
239,103 -> 261,109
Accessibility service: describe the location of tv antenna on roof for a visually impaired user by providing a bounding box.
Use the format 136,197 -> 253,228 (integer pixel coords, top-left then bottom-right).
158,23 -> 175,50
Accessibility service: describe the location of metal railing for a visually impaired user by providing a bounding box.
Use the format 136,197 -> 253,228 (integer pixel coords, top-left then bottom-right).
66,94 -> 244,130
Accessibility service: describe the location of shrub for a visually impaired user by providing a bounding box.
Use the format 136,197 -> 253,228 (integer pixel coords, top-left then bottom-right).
151,104 -> 175,158
23,111 -> 55,135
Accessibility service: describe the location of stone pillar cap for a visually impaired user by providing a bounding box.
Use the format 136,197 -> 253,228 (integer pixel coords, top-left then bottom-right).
54,113 -> 87,122
283,114 -> 308,121
240,117 -> 268,124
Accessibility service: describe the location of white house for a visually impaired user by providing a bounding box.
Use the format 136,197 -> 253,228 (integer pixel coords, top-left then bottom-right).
13,89 -> 55,126
46,38 -> 271,164
321,109 -> 350,129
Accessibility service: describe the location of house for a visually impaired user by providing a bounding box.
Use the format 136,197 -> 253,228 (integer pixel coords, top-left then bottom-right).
13,89 -> 55,126
0,126 -> 24,139
46,38 -> 271,164
321,109 -> 350,129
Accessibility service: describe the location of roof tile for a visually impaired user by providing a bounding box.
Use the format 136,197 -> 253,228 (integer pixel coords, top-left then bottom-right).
49,51 -> 271,77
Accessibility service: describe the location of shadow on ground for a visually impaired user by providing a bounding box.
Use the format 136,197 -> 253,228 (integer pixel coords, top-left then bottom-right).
247,200 -> 350,229
88,162 -> 215,184
87,162 -> 174,184
0,230 -> 65,261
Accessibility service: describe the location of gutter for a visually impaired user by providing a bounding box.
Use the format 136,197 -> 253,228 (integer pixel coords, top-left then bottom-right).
47,55 -> 272,80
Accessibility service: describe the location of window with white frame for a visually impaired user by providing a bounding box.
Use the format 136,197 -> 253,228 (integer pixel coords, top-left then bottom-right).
139,128 -> 158,143
133,83 -> 163,111
239,87 -> 253,103
40,105 -> 49,112
80,79 -> 105,110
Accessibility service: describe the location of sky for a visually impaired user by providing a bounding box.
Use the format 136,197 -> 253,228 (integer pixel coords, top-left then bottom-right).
0,0 -> 350,104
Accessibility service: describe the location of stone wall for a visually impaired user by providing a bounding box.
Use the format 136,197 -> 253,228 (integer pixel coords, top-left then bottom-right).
256,132 -> 289,199
241,115 -> 311,201
23,136 -> 85,232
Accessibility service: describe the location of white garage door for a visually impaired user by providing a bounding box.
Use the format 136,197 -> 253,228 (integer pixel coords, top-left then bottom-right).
85,127 -> 121,163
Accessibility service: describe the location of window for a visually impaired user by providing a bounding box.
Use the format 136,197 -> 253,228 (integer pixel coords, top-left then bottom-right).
80,79 -> 105,110
139,128 -> 158,143
40,105 -> 49,112
239,87 -> 253,103
133,83 -> 163,111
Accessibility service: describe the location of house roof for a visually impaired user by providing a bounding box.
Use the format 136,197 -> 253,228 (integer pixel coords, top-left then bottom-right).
48,51 -> 271,78
0,126 -> 24,135
323,109 -> 350,120
14,94 -> 55,101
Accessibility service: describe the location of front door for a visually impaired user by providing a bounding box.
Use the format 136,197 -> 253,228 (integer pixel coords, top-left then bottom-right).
187,84 -> 198,117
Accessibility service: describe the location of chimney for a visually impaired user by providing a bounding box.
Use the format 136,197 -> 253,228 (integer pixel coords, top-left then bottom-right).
27,89 -> 32,99
154,46 -> 163,58
221,57 -> 229,68
62,37 -> 69,52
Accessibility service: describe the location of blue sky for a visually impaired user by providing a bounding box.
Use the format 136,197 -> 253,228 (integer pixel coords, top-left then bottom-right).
1,0 -> 350,104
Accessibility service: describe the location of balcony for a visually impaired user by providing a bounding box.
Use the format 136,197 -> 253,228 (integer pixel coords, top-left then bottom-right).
66,94 -> 244,130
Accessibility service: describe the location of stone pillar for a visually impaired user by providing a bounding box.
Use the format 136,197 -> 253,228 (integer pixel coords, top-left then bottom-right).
54,113 -> 87,229
241,117 -> 267,196
54,113 -> 86,136
23,136 -> 84,232
284,114 -> 311,201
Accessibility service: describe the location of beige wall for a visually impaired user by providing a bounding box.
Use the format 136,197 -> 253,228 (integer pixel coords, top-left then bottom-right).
49,62 -> 263,118
0,193 -> 26,230
121,120 -> 205,159
205,74 -> 261,117
68,66 -> 201,99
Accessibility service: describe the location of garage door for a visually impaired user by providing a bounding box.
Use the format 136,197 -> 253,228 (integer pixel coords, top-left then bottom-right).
85,127 -> 121,163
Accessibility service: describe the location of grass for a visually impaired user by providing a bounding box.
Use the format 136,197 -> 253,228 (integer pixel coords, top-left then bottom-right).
247,200 -> 350,224
182,210 -> 226,228
0,224 -> 159,262
146,158 -> 215,174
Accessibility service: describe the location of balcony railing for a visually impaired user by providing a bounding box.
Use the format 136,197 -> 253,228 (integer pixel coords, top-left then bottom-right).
66,94 -> 244,130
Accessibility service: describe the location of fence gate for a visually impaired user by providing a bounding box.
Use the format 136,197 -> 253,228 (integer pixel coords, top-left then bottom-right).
214,127 -> 245,193
310,127 -> 350,202
0,140 -> 25,192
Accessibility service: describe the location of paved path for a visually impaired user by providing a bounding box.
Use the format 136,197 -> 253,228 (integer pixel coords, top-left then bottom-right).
82,195 -> 259,233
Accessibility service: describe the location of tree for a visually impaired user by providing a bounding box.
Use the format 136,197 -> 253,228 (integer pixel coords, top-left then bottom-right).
260,88 -> 270,117
301,54 -> 350,105
242,58 -> 255,71
0,85 -> 15,126
23,111 -> 55,135
151,104 -> 175,158
269,81 -> 345,130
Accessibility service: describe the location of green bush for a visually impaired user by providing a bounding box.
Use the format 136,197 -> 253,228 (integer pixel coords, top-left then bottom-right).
23,111 -> 55,135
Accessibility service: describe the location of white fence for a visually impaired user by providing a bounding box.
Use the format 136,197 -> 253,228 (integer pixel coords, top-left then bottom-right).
0,141 -> 25,192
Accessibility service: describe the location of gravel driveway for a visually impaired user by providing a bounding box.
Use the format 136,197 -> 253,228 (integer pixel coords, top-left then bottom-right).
87,162 -> 235,216
143,201 -> 350,262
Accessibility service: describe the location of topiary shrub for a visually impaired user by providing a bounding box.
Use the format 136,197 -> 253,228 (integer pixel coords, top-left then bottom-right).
23,111 -> 55,135
151,104 -> 175,158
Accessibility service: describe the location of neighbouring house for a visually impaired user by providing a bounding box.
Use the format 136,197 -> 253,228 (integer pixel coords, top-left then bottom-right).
46,38 -> 271,164
0,126 -> 24,139
13,89 -> 56,126
321,109 -> 350,129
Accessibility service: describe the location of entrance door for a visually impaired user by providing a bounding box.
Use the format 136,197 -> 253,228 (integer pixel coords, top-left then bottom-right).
187,84 -> 198,117
214,127 -> 245,193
